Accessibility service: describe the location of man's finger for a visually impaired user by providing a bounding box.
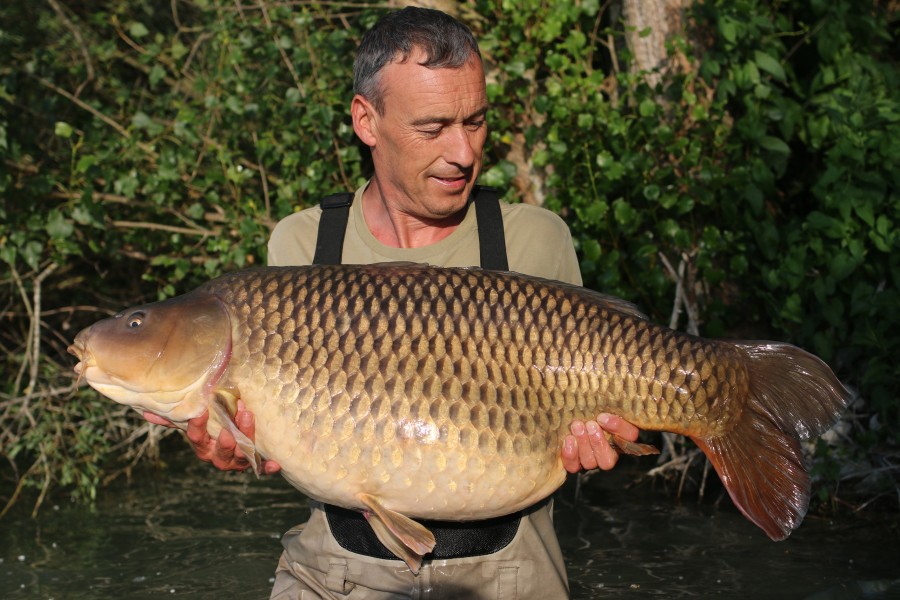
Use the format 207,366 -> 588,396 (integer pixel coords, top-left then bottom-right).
185,411 -> 212,446
262,460 -> 283,475
597,413 -> 639,442
561,435 -> 580,473
143,411 -> 175,428
211,428 -> 249,470
569,420 -> 598,471
586,420 -> 618,470
235,400 -> 255,438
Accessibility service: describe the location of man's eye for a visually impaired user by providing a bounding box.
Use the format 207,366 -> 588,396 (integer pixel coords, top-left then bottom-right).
466,120 -> 486,131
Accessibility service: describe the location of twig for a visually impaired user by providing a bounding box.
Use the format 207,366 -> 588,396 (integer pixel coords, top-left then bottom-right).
46,0 -> 95,96
33,76 -> 130,139
659,251 -> 699,335
585,0 -> 615,73
215,1 -> 387,11
110,219 -> 218,237
28,264 -> 60,398
8,266 -> 32,399
111,14 -> 151,57
32,449 -> 53,518
48,191 -> 131,204
698,454 -> 711,502
181,32 -> 213,77
171,0 -> 182,30
251,131 -> 272,221
676,448 -> 698,499
0,459 -> 41,520
257,0 -> 308,99
659,252 -> 684,330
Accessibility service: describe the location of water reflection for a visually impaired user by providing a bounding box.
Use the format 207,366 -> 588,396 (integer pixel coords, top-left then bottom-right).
554,465 -> 900,599
1,457 -> 898,599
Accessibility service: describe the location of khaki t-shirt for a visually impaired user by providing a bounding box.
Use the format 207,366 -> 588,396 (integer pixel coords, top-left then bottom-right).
268,182 -> 583,287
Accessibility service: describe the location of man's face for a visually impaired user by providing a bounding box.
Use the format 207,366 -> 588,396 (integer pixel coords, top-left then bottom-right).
359,48 -> 488,220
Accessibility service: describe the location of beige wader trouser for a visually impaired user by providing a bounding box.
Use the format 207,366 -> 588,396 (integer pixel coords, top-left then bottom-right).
270,500 -> 569,600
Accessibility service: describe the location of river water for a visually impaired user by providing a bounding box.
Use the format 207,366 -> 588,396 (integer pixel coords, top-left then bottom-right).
1,454 -> 898,599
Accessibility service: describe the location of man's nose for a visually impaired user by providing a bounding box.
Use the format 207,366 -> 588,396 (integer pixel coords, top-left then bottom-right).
443,126 -> 480,167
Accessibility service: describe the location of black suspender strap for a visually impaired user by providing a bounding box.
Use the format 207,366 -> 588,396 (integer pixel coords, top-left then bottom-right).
313,186 -> 509,270
472,185 -> 509,271
312,192 -> 353,265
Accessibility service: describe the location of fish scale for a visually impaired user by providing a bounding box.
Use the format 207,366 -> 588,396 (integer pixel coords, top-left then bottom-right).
70,262 -> 850,571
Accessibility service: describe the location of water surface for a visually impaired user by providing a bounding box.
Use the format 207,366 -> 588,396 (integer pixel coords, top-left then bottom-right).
1,457 -> 897,599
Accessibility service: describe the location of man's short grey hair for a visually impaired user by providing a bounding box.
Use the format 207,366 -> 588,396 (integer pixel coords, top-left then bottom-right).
353,7 -> 482,114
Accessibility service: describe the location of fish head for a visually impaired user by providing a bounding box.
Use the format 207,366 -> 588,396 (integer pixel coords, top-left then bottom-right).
68,290 -> 231,422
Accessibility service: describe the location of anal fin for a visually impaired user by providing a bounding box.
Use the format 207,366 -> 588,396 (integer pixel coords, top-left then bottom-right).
608,433 -> 660,456
357,493 -> 435,575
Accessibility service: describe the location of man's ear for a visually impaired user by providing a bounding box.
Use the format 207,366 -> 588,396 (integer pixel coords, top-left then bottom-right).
351,94 -> 377,147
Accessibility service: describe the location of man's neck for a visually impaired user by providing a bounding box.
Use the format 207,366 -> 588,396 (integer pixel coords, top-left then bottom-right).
361,180 -> 465,249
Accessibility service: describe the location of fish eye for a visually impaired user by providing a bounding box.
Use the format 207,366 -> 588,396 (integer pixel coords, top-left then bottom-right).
127,312 -> 145,328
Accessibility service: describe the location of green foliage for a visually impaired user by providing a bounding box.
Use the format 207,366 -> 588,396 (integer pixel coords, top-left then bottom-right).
1,0 -> 897,510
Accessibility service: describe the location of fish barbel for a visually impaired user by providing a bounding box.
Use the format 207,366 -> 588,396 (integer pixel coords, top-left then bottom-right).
68,263 -> 850,572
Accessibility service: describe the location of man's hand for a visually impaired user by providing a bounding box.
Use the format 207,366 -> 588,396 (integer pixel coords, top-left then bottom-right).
561,413 -> 639,473
143,401 -> 281,475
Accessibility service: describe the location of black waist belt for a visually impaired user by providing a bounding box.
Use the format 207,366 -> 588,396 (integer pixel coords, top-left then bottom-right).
324,503 -> 522,560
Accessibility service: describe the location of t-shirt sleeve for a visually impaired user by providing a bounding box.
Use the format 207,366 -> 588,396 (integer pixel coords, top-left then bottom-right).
266,207 -> 322,267
502,203 -> 583,286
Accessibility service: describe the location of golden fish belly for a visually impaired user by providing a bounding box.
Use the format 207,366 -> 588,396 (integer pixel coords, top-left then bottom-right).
205,264 -> 746,519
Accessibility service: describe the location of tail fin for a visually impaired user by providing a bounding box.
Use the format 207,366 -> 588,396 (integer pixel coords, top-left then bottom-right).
692,342 -> 851,540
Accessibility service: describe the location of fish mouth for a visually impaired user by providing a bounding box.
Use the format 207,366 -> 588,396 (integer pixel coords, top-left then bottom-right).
68,330 -> 100,387
68,336 -> 86,376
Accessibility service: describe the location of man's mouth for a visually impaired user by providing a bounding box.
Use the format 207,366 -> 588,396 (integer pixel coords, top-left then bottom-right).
432,175 -> 468,189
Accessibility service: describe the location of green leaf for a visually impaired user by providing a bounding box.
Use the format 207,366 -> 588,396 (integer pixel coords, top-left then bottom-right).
806,211 -> 845,238
759,136 -> 790,154
639,98 -> 657,117
754,51 -> 786,82
0,243 -> 15,265
54,121 -> 73,138
22,240 -> 42,270
642,184 -> 660,201
129,22 -> 150,38
149,64 -> 166,87
719,17 -> 737,44
132,112 -> 153,129
612,198 -> 639,228
46,210 -> 74,239
76,155 -> 98,173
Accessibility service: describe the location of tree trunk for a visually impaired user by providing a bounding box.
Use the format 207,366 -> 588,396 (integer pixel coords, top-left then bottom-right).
622,0 -> 690,88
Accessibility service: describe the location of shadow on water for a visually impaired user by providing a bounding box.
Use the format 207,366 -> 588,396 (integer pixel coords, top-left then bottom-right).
1,455 -> 898,599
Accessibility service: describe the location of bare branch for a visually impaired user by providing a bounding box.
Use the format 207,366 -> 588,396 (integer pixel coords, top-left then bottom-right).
33,75 -> 130,139
111,219 -> 219,237
46,0 -> 96,95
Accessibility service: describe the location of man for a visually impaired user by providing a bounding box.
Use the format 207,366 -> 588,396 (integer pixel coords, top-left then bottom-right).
147,7 -> 639,598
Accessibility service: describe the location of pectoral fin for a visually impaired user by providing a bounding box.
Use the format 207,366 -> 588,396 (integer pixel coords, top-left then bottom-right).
608,433 -> 660,456
210,395 -> 261,476
357,493 -> 436,575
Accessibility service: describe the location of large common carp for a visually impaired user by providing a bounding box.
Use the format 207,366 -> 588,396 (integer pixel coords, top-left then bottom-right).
69,263 -> 850,572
